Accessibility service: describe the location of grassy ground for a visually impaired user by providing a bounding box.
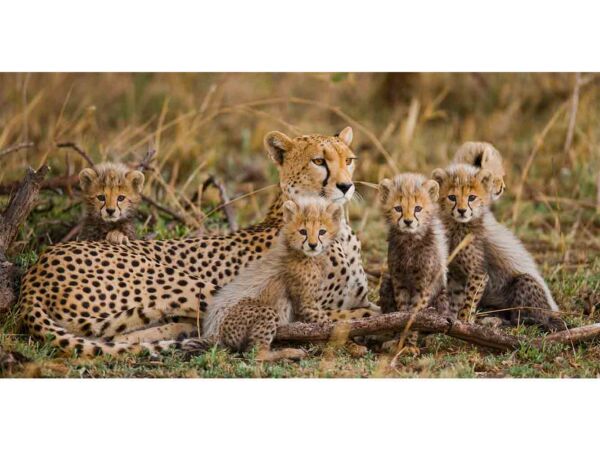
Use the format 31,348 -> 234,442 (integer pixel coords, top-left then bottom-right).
1,73 -> 599,377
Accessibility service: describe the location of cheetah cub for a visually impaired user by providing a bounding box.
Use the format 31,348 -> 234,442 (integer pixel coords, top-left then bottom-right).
378,173 -> 448,354
202,197 -> 343,362
78,162 -> 144,244
452,141 -> 506,201
432,164 -> 562,330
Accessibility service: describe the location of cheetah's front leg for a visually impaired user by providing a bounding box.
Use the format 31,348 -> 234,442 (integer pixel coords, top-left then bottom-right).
106,230 -> 130,244
457,271 -> 489,323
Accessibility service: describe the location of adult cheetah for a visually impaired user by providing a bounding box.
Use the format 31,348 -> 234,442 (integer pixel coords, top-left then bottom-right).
20,127 -> 376,356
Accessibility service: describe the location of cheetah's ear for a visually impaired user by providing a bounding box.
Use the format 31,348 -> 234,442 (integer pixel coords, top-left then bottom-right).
264,131 -> 294,166
282,200 -> 299,223
326,202 -> 343,223
79,168 -> 98,191
431,168 -> 447,188
126,170 -> 145,193
337,126 -> 353,146
476,169 -> 494,193
423,179 -> 440,202
378,178 -> 393,204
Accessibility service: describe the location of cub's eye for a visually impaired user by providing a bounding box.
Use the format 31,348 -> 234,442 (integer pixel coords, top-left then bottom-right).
414,206 -> 423,212
96,195 -> 106,202
312,158 -> 325,166
299,229 -> 307,236
117,195 -> 126,202
447,195 -> 457,202
345,158 -> 355,166
394,206 -> 402,213
468,195 -> 477,202
318,229 -> 326,236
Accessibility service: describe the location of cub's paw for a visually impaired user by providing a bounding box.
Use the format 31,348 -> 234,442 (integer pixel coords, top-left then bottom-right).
345,341 -> 368,358
106,230 -> 130,245
180,338 -> 212,353
478,316 -> 504,328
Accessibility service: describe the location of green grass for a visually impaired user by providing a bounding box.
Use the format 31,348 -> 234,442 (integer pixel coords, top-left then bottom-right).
1,194 -> 599,378
1,73 -> 599,378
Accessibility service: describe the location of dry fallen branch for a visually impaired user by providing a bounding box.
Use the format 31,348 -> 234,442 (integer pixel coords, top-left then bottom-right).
136,146 -> 157,172
275,309 -> 600,352
56,142 -> 95,167
202,175 -> 238,232
0,165 -> 49,314
141,194 -> 187,224
0,142 -> 35,159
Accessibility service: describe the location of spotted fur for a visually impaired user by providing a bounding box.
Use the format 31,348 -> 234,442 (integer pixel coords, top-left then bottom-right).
20,128 -> 374,356
378,173 -> 449,352
78,163 -> 144,244
452,142 -> 506,201
432,164 -> 561,330
203,197 -> 375,361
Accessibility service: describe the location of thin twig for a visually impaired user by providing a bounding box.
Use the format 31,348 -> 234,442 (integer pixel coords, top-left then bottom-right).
136,146 -> 157,172
141,194 -> 187,224
563,72 -> 581,158
55,142 -> 95,167
202,176 -> 238,232
0,142 -> 35,159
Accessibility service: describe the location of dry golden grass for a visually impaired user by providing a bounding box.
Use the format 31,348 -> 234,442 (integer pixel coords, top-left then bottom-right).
1,73 -> 599,378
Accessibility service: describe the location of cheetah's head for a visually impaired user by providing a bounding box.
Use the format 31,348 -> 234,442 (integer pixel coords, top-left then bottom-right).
79,162 -> 144,223
264,127 -> 356,204
432,164 -> 493,224
281,197 -> 342,257
379,173 -> 439,235
452,142 -> 506,201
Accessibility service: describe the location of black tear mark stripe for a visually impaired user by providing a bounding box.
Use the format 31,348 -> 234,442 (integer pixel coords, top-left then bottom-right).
322,161 -> 330,187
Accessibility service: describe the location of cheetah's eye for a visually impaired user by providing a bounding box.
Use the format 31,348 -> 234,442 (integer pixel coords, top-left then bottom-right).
345,158 -> 355,166
312,158 -> 325,166
447,195 -> 457,202
394,206 -> 402,213
319,229 -> 326,236
468,195 -> 477,202
96,194 -> 106,202
117,195 -> 126,202
415,206 -> 422,213
299,229 -> 307,236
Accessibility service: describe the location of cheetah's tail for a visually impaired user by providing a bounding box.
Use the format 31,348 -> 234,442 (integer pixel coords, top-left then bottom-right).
25,302 -> 213,357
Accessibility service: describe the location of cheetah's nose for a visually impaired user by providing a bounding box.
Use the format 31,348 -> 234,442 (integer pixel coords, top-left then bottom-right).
336,182 -> 353,194
457,208 -> 467,216
106,208 -> 116,216
308,243 -> 318,250
403,219 -> 413,226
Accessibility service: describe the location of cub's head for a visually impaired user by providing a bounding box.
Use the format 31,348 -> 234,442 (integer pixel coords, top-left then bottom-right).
264,127 -> 357,204
452,142 -> 506,200
432,164 -> 494,223
379,173 -> 439,235
281,197 -> 342,257
79,163 -> 145,223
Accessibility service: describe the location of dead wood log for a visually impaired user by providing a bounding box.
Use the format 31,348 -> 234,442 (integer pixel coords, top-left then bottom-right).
0,165 -> 49,314
0,174 -> 79,196
275,310 -> 600,352
276,309 -> 521,351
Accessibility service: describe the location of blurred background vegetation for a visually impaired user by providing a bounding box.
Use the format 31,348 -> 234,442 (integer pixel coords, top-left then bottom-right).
1,73 -> 599,377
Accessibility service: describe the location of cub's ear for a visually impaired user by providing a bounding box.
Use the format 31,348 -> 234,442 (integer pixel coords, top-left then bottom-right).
337,126 -> 353,146
326,202 -> 343,223
431,168 -> 447,188
282,200 -> 299,223
476,169 -> 494,193
423,179 -> 440,202
264,131 -> 294,166
378,178 -> 393,204
126,170 -> 145,193
79,168 -> 98,191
